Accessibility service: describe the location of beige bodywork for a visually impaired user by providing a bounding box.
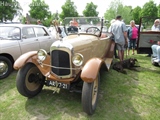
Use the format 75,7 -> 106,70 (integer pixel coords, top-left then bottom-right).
14,32 -> 115,83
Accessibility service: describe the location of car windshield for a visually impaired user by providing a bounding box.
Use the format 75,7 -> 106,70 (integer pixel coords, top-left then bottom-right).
63,17 -> 102,35
0,26 -> 21,40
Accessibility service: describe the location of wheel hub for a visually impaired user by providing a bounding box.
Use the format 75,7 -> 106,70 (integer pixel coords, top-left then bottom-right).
0,62 -> 8,76
28,73 -> 42,83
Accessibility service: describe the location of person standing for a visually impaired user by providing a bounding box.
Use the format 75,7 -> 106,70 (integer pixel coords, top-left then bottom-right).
127,20 -> 138,55
108,19 -> 118,58
37,20 -> 43,25
110,15 -> 128,67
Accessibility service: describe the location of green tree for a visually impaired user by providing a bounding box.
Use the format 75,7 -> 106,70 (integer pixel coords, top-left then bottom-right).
141,0 -> 158,17
104,0 -> 132,24
120,6 -> 132,24
0,0 -> 22,22
59,0 -> 79,20
43,13 -> 59,27
82,2 -> 99,17
131,6 -> 142,24
29,0 -> 51,21
157,4 -> 160,17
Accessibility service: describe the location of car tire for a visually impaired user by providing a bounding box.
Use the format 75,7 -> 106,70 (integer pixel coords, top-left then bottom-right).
0,56 -> 13,80
81,73 -> 100,115
16,63 -> 45,98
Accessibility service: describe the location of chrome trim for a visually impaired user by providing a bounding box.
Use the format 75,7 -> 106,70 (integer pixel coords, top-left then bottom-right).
50,40 -> 74,78
50,40 -> 73,52
38,62 -> 81,70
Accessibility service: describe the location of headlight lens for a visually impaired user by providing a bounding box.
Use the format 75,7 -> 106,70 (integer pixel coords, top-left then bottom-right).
37,49 -> 47,62
72,53 -> 83,66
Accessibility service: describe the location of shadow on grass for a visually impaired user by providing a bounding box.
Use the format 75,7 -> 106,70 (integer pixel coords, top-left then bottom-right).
23,55 -> 159,119
24,70 -> 142,120
91,70 -> 142,120
25,87 -> 87,119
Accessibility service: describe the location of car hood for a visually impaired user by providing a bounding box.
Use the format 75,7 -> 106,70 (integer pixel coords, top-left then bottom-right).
63,34 -> 97,48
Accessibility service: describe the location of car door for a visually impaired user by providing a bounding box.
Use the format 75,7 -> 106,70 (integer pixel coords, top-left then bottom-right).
137,17 -> 160,55
19,27 -> 40,54
34,27 -> 55,52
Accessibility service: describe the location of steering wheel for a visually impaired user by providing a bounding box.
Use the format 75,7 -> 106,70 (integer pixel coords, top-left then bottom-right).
86,27 -> 100,35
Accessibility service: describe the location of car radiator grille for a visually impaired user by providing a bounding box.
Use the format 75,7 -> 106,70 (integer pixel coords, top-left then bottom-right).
51,50 -> 70,76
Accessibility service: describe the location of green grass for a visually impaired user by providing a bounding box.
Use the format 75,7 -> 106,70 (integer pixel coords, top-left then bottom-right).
0,53 -> 160,120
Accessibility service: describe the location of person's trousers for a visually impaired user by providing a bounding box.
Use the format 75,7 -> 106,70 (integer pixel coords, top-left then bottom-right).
151,45 -> 160,59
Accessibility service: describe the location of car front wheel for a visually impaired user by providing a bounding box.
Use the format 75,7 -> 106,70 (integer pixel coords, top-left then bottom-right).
0,56 -> 13,80
16,63 -> 45,98
81,73 -> 100,115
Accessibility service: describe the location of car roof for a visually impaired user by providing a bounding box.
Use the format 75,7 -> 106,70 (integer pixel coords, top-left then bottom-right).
0,24 -> 45,28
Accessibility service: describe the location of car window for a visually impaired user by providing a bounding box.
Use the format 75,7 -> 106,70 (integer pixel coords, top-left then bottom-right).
0,26 -> 20,40
34,27 -> 49,37
22,27 -> 36,38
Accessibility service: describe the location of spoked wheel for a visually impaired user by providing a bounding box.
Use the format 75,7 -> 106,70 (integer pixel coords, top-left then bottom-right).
81,73 -> 100,115
0,56 -> 13,80
16,63 -> 45,98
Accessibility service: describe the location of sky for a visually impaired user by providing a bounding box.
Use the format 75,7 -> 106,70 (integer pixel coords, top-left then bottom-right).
16,0 -> 160,17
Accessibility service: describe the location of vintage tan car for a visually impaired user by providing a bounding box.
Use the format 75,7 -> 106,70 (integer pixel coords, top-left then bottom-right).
0,24 -> 57,79
14,17 -> 115,115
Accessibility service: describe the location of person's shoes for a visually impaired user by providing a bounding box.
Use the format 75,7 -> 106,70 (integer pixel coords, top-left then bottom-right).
153,59 -> 160,63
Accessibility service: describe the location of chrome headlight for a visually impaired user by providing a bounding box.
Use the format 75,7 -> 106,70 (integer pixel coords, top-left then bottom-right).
72,53 -> 83,66
37,49 -> 47,62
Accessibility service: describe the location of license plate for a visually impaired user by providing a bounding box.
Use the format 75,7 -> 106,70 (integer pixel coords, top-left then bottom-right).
47,80 -> 69,89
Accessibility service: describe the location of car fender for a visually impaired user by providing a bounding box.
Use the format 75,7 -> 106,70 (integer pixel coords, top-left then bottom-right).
13,51 -> 37,70
80,58 -> 107,83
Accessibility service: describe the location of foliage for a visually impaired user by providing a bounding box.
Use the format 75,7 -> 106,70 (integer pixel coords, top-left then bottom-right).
141,0 -> 158,18
59,0 -> 79,21
131,6 -> 142,24
21,16 -> 27,24
29,0 -> 51,21
104,0 -> 132,24
42,13 -> 59,27
0,54 -> 160,119
157,4 -> 160,17
82,2 -> 99,17
0,0 -> 22,22
121,6 -> 132,24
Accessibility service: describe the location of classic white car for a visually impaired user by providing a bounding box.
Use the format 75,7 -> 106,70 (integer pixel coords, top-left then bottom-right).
0,24 -> 57,79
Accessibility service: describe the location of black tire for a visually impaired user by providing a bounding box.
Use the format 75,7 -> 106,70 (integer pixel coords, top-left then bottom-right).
81,73 -> 100,115
0,56 -> 13,80
16,63 -> 45,98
